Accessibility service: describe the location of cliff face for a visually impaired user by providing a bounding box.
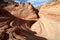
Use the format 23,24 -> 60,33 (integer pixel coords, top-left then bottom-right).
4,2 -> 39,21
0,1 -> 54,40
31,2 -> 60,40
0,2 -> 46,40
1,1 -> 60,40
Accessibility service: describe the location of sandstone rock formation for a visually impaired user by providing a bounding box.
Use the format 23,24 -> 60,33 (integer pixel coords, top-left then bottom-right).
31,2 -> 60,40
0,0 -> 16,7
4,2 -> 39,21
0,3 -> 47,40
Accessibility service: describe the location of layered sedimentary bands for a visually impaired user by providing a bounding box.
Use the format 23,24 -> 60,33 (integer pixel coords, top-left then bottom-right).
0,1 -> 47,40
31,2 -> 60,40
0,0 -> 60,40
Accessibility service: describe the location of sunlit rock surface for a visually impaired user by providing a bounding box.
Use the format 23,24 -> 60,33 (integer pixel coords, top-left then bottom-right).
0,5 -> 47,40
31,2 -> 60,40
1,1 -> 60,40
4,2 -> 39,21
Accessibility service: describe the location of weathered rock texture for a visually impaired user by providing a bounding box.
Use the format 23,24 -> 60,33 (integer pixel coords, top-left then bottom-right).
0,2 -> 47,40
0,0 -> 16,7
31,2 -> 60,40
4,2 -> 39,21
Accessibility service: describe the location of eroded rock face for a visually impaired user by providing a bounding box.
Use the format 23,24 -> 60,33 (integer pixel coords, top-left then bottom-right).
31,2 -> 60,40
0,0 -> 16,7
4,2 -> 39,21
0,6 -> 47,40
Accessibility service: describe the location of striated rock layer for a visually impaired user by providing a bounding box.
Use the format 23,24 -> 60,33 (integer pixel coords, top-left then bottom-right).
0,3 -> 47,40
4,2 -> 39,21
31,2 -> 60,40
